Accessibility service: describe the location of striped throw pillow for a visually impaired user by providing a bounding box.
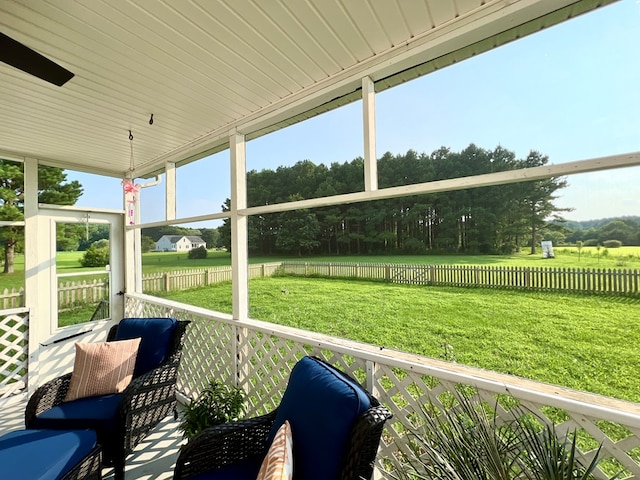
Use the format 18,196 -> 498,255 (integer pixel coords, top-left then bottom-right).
256,420 -> 293,480
65,338 -> 141,401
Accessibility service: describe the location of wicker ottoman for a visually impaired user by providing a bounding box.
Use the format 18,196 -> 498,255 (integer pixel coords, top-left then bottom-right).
0,429 -> 101,480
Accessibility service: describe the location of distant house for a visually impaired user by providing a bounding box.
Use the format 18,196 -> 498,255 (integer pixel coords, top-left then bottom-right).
153,235 -> 207,252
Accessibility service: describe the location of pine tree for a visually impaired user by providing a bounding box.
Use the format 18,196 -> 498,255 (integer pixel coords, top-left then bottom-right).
0,160 -> 83,273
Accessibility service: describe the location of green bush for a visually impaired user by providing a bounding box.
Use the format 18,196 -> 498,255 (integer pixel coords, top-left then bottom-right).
500,243 -> 518,255
141,235 -> 155,253
188,246 -> 208,259
603,240 -> 622,248
80,244 -> 109,267
178,380 -> 246,439
93,239 -> 109,249
583,239 -> 599,246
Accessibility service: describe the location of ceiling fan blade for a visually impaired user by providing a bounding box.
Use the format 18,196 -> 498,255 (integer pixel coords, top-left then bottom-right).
0,32 -> 74,86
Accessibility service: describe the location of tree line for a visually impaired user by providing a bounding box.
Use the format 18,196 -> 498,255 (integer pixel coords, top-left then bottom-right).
561,217 -> 640,247
219,144 -> 576,256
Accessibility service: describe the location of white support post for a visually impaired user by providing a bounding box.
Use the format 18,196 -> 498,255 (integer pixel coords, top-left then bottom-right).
230,131 -> 249,321
24,157 -> 46,390
362,76 -> 378,192
166,161 -> 176,221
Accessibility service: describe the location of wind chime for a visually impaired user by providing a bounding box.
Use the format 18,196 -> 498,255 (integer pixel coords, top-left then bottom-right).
122,130 -> 140,225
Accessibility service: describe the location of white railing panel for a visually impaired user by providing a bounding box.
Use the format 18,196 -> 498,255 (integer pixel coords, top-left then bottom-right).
0,307 -> 29,399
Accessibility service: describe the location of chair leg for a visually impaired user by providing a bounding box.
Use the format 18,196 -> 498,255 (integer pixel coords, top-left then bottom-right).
112,460 -> 125,480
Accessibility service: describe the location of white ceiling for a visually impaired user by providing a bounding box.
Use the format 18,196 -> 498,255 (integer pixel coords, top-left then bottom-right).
0,0 -> 616,179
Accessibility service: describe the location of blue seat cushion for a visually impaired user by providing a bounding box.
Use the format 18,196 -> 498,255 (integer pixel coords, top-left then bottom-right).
270,356 -> 371,480
31,393 -> 121,433
114,317 -> 178,376
0,429 -> 97,480
184,460 -> 260,480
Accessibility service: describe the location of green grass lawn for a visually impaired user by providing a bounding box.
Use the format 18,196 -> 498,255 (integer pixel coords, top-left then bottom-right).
155,276 -> 640,403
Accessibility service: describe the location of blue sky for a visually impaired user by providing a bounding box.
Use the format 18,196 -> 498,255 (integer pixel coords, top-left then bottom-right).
70,0 -> 640,227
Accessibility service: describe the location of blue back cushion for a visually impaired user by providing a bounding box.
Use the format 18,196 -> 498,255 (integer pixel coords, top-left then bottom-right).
0,429 -> 96,480
270,356 -> 371,480
114,317 -> 178,376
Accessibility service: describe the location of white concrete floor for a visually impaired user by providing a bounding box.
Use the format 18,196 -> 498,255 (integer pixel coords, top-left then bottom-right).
0,393 -> 186,479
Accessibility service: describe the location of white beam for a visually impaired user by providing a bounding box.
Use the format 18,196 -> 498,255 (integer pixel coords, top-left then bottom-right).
242,151 -> 640,216
131,151 -> 640,230
230,131 -> 248,322
362,76 -> 378,192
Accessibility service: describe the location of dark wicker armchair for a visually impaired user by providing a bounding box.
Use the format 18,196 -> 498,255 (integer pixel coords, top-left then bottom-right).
26,318 -> 190,480
174,356 -> 392,480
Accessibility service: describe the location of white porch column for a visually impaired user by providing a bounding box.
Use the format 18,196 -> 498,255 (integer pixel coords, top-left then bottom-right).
165,161 -> 176,220
230,131 -> 248,321
362,76 -> 378,192
24,157 -> 47,389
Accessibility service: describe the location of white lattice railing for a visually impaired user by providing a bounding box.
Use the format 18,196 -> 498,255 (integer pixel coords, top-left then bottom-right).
126,293 -> 640,479
0,307 -> 29,399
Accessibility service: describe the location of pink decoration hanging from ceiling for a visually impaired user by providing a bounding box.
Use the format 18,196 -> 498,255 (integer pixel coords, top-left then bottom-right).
122,179 -> 140,225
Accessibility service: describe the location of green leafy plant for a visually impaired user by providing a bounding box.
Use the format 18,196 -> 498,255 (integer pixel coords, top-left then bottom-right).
178,380 -> 246,439
188,246 -> 208,259
394,392 -> 620,480
80,243 -> 109,267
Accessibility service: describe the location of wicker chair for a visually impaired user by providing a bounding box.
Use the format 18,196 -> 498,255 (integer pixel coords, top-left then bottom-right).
26,318 -> 190,480
174,356 -> 392,480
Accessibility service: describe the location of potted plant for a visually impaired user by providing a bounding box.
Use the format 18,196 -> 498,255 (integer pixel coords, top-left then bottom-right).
178,380 -> 246,439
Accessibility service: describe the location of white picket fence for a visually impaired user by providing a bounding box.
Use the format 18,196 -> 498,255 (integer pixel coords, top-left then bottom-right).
4,261 -> 637,309
281,262 -> 640,296
141,262 -> 282,292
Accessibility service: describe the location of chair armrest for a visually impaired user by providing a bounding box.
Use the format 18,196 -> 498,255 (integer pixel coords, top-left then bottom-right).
173,410 -> 277,479
25,373 -> 73,427
118,321 -> 188,415
117,359 -> 181,452
338,404 -> 393,480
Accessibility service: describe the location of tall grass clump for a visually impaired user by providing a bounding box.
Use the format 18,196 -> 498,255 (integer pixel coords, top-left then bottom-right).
394,392 -> 621,480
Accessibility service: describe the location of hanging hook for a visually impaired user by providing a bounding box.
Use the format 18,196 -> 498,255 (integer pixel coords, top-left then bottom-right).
128,130 -> 135,172
149,114 -> 154,125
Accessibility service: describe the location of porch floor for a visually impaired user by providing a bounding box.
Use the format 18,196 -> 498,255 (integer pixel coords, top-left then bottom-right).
0,394 -> 185,479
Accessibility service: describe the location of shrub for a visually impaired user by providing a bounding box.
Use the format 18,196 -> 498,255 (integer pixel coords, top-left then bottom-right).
80,244 -> 109,267
188,246 -> 208,259
93,239 -> 109,249
583,239 -> 599,246
400,238 -> 426,254
603,240 -> 622,248
500,243 -> 518,255
141,235 -> 155,253
178,380 -> 246,439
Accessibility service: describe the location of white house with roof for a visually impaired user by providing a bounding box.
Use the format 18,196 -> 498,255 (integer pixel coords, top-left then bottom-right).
153,235 -> 206,252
